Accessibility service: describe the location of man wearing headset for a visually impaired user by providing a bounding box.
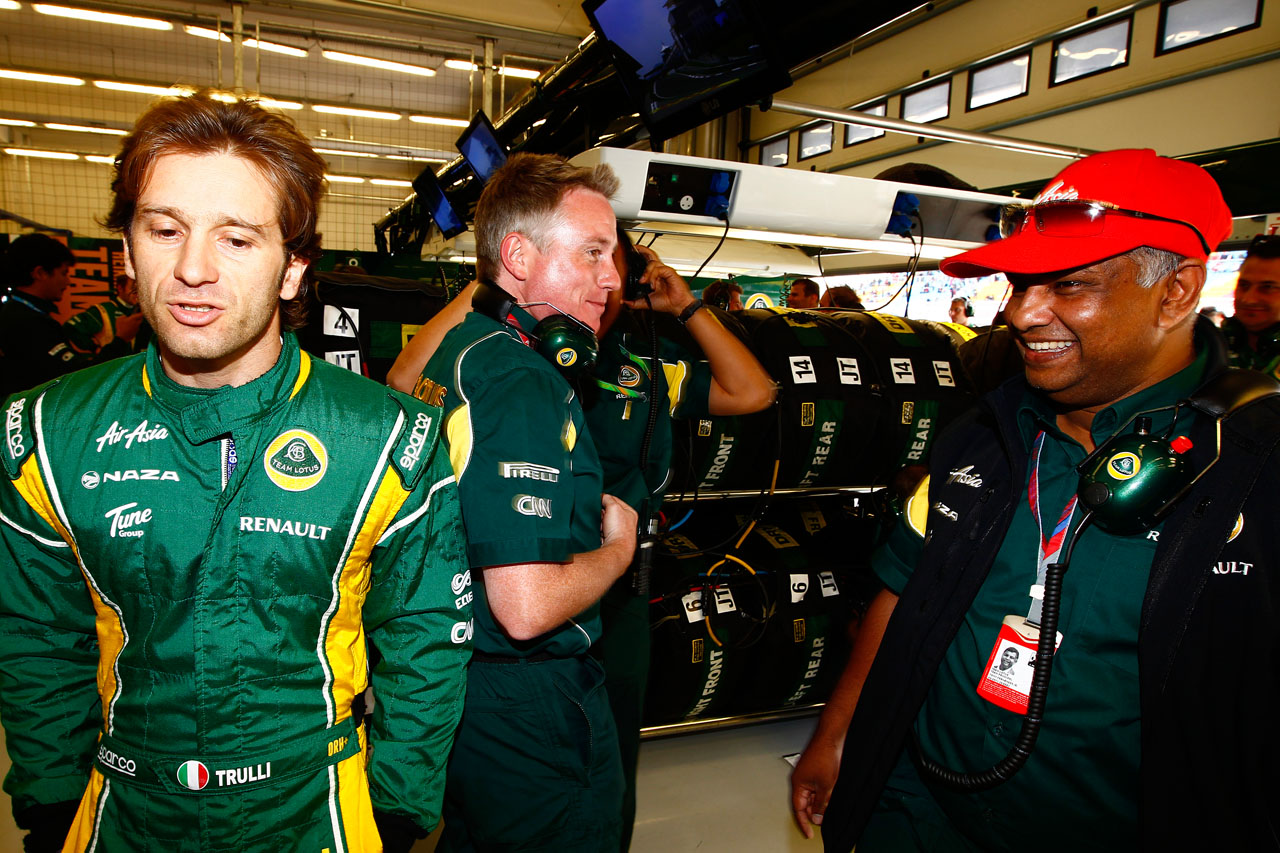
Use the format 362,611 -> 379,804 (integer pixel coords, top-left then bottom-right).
410,153 -> 639,852
793,149 -> 1280,851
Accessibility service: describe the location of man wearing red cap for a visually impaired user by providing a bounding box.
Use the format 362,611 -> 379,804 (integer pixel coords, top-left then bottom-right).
792,150 -> 1280,852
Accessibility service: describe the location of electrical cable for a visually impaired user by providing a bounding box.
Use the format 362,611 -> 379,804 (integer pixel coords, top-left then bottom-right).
690,215 -> 732,282
667,508 -> 694,532
864,228 -> 923,313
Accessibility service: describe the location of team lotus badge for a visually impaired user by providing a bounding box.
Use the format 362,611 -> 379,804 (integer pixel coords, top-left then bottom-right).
618,365 -> 641,387
556,347 -> 577,367
263,429 -> 328,491
177,760 -> 209,790
1106,451 -> 1140,481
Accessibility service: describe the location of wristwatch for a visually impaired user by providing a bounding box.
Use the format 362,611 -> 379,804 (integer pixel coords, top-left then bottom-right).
677,299 -> 704,325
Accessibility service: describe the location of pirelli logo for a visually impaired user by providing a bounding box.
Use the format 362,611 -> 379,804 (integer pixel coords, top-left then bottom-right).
500,462 -> 560,482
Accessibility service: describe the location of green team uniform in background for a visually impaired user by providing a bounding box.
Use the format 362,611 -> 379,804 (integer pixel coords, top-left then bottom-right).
586,323 -> 712,850
419,305 -> 624,852
1222,316 -> 1280,380
64,295 -> 144,356
0,333 -> 472,852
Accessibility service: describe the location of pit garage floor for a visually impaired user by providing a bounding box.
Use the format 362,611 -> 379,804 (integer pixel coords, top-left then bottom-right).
0,716 -> 825,851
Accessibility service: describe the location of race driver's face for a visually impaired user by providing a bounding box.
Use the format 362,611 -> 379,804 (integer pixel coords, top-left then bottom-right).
522,188 -> 621,333
125,151 -> 307,388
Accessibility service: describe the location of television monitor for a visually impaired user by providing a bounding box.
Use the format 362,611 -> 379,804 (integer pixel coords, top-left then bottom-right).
456,110 -> 508,184
412,166 -> 467,240
583,0 -> 791,142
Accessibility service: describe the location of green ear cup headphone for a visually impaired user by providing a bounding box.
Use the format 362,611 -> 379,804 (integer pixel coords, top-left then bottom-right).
1078,368 -> 1280,534
472,280 -> 599,377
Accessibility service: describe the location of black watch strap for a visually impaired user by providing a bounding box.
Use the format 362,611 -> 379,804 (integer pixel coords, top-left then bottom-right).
677,299 -> 704,325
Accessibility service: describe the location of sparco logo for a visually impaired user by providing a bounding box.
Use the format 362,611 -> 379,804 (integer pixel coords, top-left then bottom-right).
513,494 -> 552,518
104,502 -> 152,538
5,398 -> 26,459
95,420 -> 169,453
97,745 -> 136,776
83,470 -> 180,489
947,465 -> 983,488
399,412 -> 432,471
500,462 -> 560,482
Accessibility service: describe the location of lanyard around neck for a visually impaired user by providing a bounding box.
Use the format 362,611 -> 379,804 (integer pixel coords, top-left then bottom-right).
1026,430 -> 1078,625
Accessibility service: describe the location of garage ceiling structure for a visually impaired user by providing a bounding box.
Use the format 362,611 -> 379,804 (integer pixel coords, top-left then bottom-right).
0,0 -> 588,189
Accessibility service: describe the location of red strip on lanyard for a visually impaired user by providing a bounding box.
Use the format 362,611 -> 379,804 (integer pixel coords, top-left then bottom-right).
1029,430 -> 1077,569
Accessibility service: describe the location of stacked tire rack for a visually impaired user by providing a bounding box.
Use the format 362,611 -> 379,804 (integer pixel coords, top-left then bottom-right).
642,307 -> 975,734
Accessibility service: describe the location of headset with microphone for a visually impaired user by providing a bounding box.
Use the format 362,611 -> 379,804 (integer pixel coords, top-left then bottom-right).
471,279 -> 601,376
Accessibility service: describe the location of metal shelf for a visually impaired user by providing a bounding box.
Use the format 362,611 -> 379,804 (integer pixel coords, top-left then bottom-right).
663,485 -> 885,503
640,703 -> 824,740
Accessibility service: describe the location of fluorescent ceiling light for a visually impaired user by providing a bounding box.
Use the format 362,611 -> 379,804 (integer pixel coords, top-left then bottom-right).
325,174 -> 364,183
246,38 -> 307,58
322,50 -> 435,77
0,117 -> 36,126
5,147 -> 79,159
313,104 -> 400,121
0,68 -> 84,85
408,115 -> 468,128
385,154 -> 447,162
371,178 -> 413,187
185,25 -> 226,41
45,122 -> 127,135
208,91 -> 303,111
185,26 -> 307,57
85,154 -> 115,164
34,4 -> 170,30
314,147 -> 378,158
442,58 -> 538,79
95,80 -> 192,96
252,97 -> 303,111
498,66 -> 539,80
0,1 -> 22,10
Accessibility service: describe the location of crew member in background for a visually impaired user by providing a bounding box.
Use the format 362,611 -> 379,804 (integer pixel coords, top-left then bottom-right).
1221,233 -> 1280,377
590,232 -> 774,850
795,149 -> 1280,852
785,277 -> 821,309
410,153 -> 639,852
948,295 -> 974,327
0,93 -> 471,853
821,284 -> 864,309
701,278 -> 743,311
0,233 -> 142,396
64,272 -> 150,356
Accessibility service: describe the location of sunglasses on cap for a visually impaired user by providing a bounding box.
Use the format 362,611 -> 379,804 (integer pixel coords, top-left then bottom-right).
1000,200 -> 1211,256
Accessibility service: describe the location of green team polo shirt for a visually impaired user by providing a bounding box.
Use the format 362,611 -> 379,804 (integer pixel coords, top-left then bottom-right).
422,306 -> 605,658
586,324 -> 712,515
873,343 -> 1209,851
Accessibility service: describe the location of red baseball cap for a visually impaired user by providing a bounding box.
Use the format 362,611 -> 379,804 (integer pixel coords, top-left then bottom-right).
941,148 -> 1233,278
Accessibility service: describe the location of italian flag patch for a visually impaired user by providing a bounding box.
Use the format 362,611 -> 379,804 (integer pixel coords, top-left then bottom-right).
176,760 -> 209,790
